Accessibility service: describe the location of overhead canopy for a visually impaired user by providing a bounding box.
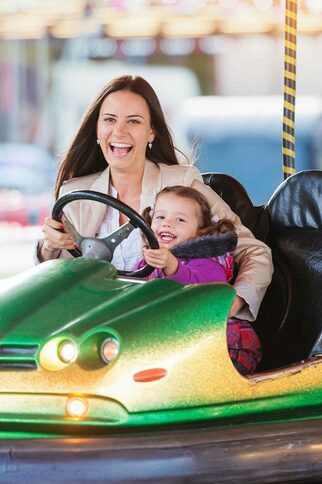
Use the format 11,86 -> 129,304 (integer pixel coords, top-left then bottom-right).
0,0 -> 321,40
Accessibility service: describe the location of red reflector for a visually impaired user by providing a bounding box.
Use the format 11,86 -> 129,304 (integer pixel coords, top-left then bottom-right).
133,368 -> 167,382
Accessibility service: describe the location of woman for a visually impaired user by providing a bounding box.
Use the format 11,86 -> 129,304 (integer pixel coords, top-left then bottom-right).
36,75 -> 273,373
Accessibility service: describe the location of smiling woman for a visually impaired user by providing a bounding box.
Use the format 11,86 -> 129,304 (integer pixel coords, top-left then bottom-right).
37,75 -> 183,269
35,74 -> 273,375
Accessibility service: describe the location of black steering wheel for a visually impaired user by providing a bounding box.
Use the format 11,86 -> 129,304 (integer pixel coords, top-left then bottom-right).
52,190 -> 159,278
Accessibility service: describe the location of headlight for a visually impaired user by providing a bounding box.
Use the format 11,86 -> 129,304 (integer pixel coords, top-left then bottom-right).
100,337 -> 119,364
66,396 -> 89,418
58,340 -> 78,363
77,332 -> 120,370
39,337 -> 78,371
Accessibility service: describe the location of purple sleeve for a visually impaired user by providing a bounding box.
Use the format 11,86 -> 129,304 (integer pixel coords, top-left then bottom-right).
135,259 -> 158,280
158,258 -> 228,284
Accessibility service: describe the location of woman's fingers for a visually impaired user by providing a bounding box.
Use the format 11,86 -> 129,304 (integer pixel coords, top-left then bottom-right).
44,216 -> 64,230
41,217 -> 76,250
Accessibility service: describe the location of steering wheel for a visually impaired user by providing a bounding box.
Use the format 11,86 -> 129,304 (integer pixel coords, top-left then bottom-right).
52,190 -> 159,278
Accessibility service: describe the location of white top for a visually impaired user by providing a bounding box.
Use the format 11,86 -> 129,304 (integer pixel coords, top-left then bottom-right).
96,185 -> 143,271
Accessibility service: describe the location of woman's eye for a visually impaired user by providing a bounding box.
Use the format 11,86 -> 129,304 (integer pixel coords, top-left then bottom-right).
104,117 -> 115,123
129,119 -> 140,124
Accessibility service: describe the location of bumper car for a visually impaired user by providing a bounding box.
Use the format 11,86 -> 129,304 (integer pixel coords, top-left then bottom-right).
2,2 -> 320,480
1,169 -> 322,482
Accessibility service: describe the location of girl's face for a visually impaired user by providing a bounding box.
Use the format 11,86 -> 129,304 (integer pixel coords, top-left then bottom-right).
96,90 -> 155,175
151,193 -> 200,249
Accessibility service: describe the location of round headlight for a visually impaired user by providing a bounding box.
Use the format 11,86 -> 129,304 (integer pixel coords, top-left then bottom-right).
39,337 -> 78,371
66,396 -> 89,418
101,337 -> 119,364
58,339 -> 78,364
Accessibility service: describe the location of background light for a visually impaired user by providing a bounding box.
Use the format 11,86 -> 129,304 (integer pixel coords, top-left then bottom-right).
306,0 -> 322,14
253,0 -> 273,11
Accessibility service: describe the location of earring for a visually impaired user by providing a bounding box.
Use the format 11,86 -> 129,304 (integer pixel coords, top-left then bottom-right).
148,141 -> 153,150
96,139 -> 100,145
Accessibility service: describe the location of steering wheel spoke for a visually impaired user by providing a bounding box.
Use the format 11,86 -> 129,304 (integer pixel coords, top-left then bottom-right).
100,221 -> 135,252
62,216 -> 84,247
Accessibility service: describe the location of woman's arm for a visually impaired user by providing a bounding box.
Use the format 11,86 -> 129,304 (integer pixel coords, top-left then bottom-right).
190,177 -> 273,321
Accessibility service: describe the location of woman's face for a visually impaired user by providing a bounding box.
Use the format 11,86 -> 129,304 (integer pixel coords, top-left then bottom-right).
151,193 -> 200,249
96,90 -> 155,175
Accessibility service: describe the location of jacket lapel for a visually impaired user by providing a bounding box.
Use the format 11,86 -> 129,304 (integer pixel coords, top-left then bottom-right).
78,168 -> 110,237
141,160 -> 161,211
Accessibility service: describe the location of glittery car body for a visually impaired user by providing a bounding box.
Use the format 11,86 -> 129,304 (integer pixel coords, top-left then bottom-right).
1,253 -> 322,435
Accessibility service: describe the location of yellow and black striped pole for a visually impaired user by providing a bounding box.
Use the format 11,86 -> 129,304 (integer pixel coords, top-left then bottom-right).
282,0 -> 298,179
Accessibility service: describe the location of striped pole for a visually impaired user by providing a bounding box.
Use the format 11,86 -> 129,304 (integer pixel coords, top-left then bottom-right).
282,0 -> 298,179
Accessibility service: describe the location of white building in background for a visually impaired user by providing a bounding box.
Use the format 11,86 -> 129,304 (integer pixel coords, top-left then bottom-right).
213,34 -> 322,96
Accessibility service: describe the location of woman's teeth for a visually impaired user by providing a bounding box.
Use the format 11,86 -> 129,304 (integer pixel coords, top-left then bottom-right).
109,142 -> 132,155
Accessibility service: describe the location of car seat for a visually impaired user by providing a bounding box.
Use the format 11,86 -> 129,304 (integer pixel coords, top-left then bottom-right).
202,172 -> 300,370
257,170 -> 322,369
202,172 -> 269,242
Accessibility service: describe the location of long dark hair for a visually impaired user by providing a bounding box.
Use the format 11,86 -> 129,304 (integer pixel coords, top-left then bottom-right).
142,186 -> 236,237
55,75 -> 183,199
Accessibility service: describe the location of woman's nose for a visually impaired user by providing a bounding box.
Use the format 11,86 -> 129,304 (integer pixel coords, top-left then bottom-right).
113,122 -> 127,136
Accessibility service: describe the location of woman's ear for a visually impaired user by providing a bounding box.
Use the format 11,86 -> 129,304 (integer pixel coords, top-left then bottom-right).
150,126 -> 156,142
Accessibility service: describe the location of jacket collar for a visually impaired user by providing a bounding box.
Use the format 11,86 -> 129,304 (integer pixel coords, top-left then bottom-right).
171,232 -> 238,259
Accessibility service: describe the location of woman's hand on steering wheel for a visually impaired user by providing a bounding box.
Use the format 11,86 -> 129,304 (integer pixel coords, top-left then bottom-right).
40,217 -> 77,260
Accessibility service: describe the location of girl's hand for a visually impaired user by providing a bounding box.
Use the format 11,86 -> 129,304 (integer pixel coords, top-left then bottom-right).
40,217 -> 77,261
143,247 -> 179,275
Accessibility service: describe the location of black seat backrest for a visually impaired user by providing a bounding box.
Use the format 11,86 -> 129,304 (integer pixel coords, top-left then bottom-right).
203,170 -> 322,370
203,173 -> 290,366
257,170 -> 322,369
202,172 -> 269,241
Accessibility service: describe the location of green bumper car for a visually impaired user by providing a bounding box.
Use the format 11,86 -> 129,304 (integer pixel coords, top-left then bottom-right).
1,170 -> 322,482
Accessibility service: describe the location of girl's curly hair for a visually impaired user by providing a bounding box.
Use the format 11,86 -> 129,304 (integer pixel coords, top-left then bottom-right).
142,185 -> 235,236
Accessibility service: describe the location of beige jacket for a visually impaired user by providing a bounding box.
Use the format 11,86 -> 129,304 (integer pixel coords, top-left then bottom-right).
37,160 -> 273,321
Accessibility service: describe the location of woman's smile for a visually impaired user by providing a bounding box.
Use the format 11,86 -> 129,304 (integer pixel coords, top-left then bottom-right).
109,142 -> 133,157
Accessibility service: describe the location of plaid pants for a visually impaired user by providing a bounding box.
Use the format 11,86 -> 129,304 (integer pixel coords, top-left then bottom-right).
227,318 -> 262,375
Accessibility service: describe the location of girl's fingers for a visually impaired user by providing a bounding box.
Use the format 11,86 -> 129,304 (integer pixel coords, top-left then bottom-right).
144,251 -> 163,262
144,254 -> 167,268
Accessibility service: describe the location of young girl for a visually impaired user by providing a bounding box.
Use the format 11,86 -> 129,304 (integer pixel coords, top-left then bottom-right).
140,185 -> 237,284
138,185 -> 262,375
